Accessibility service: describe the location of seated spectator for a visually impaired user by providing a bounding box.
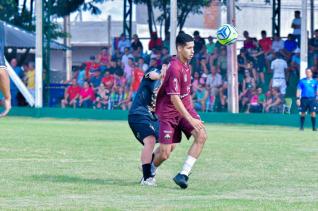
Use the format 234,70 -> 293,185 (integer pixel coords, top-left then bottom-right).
95,83 -> 111,109
79,81 -> 95,108
102,70 -> 115,90
161,47 -> 170,64
281,34 -> 297,61
243,31 -> 256,50
61,79 -> 81,108
77,63 -> 86,87
90,69 -> 103,89
264,88 -> 284,113
206,36 -> 216,55
131,34 -> 143,52
240,70 -> 256,111
118,33 -> 131,53
217,47 -> 227,79
130,65 -> 144,100
9,58 -> 24,106
193,82 -> 208,112
309,29 -> 318,66
199,57 -> 209,78
138,57 -> 148,72
192,71 -> 200,93
97,47 -> 111,66
110,86 -> 127,110
25,62 -> 35,98
206,66 -> 223,98
149,32 -> 163,51
271,34 -> 284,53
246,89 -> 263,113
237,48 -> 248,81
271,52 -> 287,95
219,82 -> 228,111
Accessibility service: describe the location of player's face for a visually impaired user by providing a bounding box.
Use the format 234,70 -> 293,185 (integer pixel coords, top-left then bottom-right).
179,41 -> 194,61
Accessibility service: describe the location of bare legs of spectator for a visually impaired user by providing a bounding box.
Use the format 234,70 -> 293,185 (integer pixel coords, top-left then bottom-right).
0,67 -> 11,117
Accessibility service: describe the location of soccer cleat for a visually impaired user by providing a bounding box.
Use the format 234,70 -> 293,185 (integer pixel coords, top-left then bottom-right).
300,127 -> 304,131
140,177 -> 157,186
313,128 -> 317,131
173,173 -> 189,189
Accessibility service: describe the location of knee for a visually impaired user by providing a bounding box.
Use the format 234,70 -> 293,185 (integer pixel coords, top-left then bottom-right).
160,149 -> 171,161
195,130 -> 207,145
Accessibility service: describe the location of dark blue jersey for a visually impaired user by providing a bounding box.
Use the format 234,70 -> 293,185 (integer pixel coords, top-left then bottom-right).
129,67 -> 161,119
297,78 -> 318,98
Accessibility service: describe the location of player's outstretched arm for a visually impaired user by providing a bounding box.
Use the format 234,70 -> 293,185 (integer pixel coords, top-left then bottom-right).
170,95 -> 204,132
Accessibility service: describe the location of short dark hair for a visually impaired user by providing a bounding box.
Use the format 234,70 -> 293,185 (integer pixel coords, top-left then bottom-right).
176,32 -> 193,48
261,30 -> 266,35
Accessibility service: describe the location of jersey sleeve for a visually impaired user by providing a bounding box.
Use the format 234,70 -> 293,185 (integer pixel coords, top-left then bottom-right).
297,80 -> 303,90
165,65 -> 181,95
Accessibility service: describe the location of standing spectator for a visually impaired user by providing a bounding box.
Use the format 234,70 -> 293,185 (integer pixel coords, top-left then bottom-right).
25,62 -> 35,97
250,38 -> 265,84
217,47 -> 228,79
84,56 -> 100,80
271,34 -> 284,53
97,47 -> 111,66
206,36 -> 216,55
61,79 -> 80,108
148,32 -> 163,51
118,33 -> 131,53
237,48 -> 248,81
192,71 -> 200,94
243,31 -> 255,50
309,29 -> 318,66
161,47 -> 170,64
79,81 -> 95,108
193,30 -> 205,55
130,65 -> 144,100
281,34 -> 297,61
9,58 -> 23,106
163,33 -> 170,51
138,57 -> 148,72
291,10 -> 301,46
124,57 -> 134,87
259,30 -> 272,71
77,63 -> 86,87
288,48 -> 300,81
131,34 -> 143,52
264,88 -> 284,113
121,47 -> 133,67
271,53 -> 288,95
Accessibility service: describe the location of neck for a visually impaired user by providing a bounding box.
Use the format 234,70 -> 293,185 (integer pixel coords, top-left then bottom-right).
177,54 -> 187,64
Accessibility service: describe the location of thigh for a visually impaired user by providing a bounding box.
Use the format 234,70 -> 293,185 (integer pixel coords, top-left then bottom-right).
159,118 -> 181,144
179,109 -> 201,139
300,99 -> 309,112
308,99 -> 317,113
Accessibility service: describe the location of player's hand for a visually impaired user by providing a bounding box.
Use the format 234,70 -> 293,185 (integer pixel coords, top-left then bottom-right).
161,64 -> 168,79
190,118 -> 205,132
296,99 -> 301,107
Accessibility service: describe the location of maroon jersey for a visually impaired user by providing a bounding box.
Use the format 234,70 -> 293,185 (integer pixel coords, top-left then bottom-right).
156,57 -> 192,118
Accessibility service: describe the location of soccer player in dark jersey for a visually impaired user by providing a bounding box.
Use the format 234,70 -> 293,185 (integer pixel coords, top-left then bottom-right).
128,63 -> 167,186
296,68 -> 318,131
0,25 -> 11,117
153,32 -> 207,189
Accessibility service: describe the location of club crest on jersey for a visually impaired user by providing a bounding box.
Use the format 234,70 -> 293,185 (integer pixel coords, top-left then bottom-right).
164,134 -> 171,140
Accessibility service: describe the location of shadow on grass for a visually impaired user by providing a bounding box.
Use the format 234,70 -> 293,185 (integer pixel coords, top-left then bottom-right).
31,175 -> 136,187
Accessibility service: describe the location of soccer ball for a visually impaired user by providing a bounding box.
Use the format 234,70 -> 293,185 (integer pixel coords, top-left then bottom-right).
216,24 -> 238,45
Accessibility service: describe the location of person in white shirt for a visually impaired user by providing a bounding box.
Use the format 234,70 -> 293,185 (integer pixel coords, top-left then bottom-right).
271,34 -> 284,53
121,47 -> 133,67
206,66 -> 223,97
291,10 -> 301,46
118,33 -> 131,53
138,57 -> 148,72
271,53 -> 288,95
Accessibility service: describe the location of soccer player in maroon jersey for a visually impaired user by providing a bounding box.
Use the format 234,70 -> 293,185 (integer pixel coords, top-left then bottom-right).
153,32 -> 207,189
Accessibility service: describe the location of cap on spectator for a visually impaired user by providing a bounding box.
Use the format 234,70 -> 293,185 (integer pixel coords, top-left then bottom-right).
294,48 -> 300,54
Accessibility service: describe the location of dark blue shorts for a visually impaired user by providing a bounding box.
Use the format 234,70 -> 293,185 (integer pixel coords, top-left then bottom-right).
128,114 -> 159,145
300,98 -> 317,113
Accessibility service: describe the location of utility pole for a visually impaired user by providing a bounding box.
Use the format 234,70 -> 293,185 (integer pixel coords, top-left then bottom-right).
64,15 -> 72,81
170,0 -> 177,55
300,0 -> 308,79
35,0 -> 43,108
226,0 -> 239,113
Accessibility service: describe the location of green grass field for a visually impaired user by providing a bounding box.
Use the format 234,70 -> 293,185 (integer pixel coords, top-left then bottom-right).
1,117 -> 318,210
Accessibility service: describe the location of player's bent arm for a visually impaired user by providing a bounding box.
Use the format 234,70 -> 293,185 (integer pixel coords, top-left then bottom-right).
170,95 -> 204,131
148,71 -> 161,80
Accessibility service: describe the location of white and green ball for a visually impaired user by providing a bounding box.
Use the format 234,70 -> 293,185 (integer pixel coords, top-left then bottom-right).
216,24 -> 238,45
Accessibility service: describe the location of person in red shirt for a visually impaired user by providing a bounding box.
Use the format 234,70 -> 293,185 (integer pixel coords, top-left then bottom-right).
102,70 -> 115,90
96,47 -> 111,66
79,81 -> 95,108
130,66 -> 144,99
259,30 -> 273,71
61,79 -> 81,108
148,32 -> 163,51
84,56 -> 100,80
153,32 -> 207,189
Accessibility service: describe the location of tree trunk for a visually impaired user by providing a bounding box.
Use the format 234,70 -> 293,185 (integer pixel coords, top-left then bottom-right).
146,0 -> 153,36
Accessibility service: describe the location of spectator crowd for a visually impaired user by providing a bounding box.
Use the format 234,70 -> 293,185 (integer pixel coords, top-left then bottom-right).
7,10 -> 318,113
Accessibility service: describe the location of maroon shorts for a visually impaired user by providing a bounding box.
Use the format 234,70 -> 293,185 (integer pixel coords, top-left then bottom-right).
158,109 -> 200,144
